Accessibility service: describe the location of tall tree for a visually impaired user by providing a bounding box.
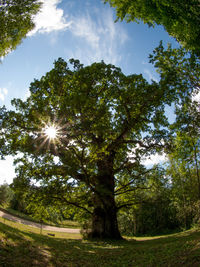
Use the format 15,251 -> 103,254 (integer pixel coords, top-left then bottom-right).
151,43 -> 200,229
0,183 -> 13,205
104,0 -> 200,54
0,56 -> 191,239
118,166 -> 178,236
172,100 -> 200,198
166,141 -> 199,229
0,0 -> 41,58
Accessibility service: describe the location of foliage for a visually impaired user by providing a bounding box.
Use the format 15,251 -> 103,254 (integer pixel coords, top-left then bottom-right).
158,42 -> 200,228
149,42 -> 200,103
118,166 -> 179,236
0,183 -> 13,205
0,54 -> 184,239
116,67 -> 200,234
166,97 -> 200,229
0,0 -> 41,58
192,200 -> 200,226
1,43 -> 199,238
9,178 -> 31,213
104,0 -> 200,54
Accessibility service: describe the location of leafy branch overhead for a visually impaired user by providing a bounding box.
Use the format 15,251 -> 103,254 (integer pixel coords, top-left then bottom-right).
105,0 -> 200,55
0,0 -> 41,57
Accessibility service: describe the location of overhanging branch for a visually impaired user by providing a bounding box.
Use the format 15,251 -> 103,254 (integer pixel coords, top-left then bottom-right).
50,195 -> 92,215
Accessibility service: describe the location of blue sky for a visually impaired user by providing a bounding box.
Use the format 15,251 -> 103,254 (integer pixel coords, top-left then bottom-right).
0,0 -> 179,184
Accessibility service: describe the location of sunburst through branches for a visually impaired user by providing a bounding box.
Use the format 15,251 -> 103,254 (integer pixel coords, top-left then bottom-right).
33,118 -> 70,154
44,125 -> 57,139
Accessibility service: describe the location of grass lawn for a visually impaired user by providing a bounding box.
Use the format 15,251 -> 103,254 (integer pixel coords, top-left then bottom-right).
0,217 -> 200,267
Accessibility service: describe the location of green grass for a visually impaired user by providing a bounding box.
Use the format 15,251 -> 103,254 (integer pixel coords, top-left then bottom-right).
0,217 -> 200,266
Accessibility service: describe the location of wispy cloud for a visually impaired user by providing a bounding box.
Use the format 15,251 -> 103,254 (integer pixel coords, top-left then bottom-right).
27,1 -> 128,64
0,87 -> 8,101
28,0 -> 71,36
68,9 -> 128,65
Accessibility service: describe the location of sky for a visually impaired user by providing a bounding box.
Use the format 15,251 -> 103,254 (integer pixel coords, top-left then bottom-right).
0,0 -> 179,185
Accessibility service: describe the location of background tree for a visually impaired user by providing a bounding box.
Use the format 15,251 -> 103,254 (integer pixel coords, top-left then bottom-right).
149,42 -> 200,102
0,55 -> 182,239
0,0 -> 41,58
118,166 -> 178,236
166,97 -> 200,229
150,43 -> 200,229
104,0 -> 200,54
0,183 -> 13,206
174,100 -> 200,197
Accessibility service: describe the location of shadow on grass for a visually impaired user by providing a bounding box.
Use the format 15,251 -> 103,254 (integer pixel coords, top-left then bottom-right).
0,222 -> 51,267
0,221 -> 200,267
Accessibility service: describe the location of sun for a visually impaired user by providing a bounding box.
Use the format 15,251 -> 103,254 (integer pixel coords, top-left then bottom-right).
34,118 -> 69,153
44,126 -> 57,139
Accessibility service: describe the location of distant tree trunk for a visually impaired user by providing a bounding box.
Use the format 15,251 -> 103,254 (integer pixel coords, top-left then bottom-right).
133,213 -> 137,236
89,160 -> 122,239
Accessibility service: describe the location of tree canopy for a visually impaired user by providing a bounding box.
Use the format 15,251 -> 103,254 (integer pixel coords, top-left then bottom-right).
0,0 -> 41,58
0,47 -> 198,238
104,0 -> 200,55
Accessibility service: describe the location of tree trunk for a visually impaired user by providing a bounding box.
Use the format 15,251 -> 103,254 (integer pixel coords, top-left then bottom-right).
90,191 -> 122,239
133,213 -> 137,236
89,161 -> 122,239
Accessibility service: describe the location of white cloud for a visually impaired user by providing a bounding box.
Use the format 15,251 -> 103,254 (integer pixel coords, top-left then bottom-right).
142,153 -> 167,167
128,143 -> 167,167
69,9 -> 128,65
0,87 -> 8,101
0,156 -> 15,185
192,91 -> 200,103
28,0 -> 71,36
23,89 -> 31,100
28,2 -> 128,64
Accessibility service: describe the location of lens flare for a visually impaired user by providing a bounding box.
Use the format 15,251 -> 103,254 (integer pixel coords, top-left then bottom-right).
44,126 -> 57,139
34,117 -> 70,154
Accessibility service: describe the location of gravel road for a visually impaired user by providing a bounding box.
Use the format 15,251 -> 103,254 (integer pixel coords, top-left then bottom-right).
0,210 -> 80,233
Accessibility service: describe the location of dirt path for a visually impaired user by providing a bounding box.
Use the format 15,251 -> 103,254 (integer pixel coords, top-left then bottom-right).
0,210 -> 80,233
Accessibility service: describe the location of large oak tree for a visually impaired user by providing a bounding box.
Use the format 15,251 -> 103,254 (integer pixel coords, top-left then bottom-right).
0,52 -> 195,239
